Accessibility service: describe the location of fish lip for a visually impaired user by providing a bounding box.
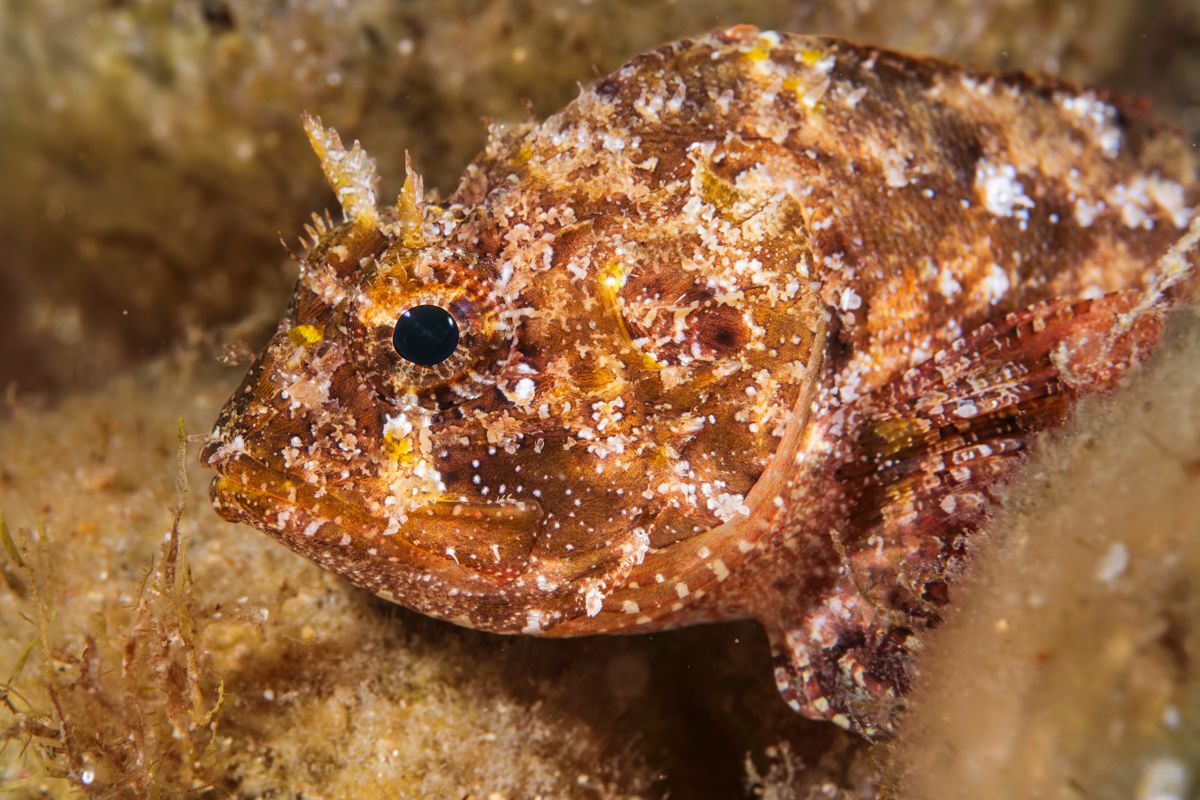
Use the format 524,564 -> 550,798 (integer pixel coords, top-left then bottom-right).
203,434 -> 548,592
206,447 -> 352,527
204,439 -> 545,533
207,459 -> 557,630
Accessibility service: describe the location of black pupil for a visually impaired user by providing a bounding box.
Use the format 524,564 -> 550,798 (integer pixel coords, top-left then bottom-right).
392,305 -> 460,366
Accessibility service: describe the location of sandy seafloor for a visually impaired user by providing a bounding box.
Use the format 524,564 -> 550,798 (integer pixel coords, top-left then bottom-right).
0,1 -> 1198,797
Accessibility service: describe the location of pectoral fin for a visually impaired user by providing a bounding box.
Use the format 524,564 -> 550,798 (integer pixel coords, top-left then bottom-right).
766,288 -> 1167,737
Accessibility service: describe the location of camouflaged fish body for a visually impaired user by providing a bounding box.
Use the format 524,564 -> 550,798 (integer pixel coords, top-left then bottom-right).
204,28 -> 1200,737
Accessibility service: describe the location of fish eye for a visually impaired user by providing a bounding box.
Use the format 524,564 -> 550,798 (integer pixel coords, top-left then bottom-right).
392,304 -> 460,366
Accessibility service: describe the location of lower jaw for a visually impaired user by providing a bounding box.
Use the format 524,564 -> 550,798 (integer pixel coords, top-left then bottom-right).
207,466 -> 538,596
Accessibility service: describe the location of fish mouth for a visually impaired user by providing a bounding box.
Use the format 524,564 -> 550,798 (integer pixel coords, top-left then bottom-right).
202,439 -> 545,592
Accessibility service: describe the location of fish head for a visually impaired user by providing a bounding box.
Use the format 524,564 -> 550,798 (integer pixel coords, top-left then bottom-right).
203,208 -> 548,612
204,116 -> 824,634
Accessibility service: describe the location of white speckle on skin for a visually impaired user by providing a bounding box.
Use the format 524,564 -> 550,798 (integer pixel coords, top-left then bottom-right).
708,492 -> 751,522
1058,93 -> 1123,157
881,148 -> 910,188
523,610 -> 545,634
940,495 -> 957,514
511,377 -> 536,404
1110,175 -> 1191,230
675,581 -> 690,599
937,268 -> 962,299
954,401 -> 979,419
1074,197 -> 1105,227
844,85 -> 867,107
601,132 -> 626,152
584,584 -> 605,617
1096,542 -> 1130,584
622,599 -> 641,614
979,263 -> 1011,303
382,413 -> 414,440
839,287 -> 863,311
975,161 -> 1034,217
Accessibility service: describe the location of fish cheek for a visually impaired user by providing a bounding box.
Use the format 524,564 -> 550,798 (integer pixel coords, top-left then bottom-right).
402,502 -> 543,581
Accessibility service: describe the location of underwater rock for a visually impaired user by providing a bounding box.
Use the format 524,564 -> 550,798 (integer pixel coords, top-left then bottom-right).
888,314 -> 1200,800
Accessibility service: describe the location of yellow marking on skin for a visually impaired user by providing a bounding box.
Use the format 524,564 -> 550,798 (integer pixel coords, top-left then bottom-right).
698,163 -> 739,211
646,445 -> 675,474
870,418 -> 927,457
745,44 -> 771,63
782,77 -> 814,108
359,265 -> 420,326
782,76 -> 827,113
637,350 -> 665,371
288,324 -> 324,347
599,260 -> 626,294
384,430 -> 415,464
785,49 -> 829,112
510,141 -> 533,168
596,261 -> 664,371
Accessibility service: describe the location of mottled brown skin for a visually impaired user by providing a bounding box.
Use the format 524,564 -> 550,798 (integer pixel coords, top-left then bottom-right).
204,27 -> 1199,737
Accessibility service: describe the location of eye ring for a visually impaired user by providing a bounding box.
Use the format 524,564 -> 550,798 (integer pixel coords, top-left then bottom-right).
348,250 -> 510,402
392,304 -> 460,366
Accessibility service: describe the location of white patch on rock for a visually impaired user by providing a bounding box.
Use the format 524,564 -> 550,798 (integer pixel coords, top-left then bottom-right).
1136,757 -> 1189,800
1095,541 -> 1130,584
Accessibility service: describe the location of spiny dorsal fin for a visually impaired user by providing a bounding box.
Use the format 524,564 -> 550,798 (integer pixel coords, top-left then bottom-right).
298,210 -> 333,253
301,112 -> 380,229
395,151 -> 426,248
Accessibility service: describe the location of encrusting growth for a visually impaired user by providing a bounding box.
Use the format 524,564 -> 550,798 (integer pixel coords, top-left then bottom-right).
204,26 -> 1199,737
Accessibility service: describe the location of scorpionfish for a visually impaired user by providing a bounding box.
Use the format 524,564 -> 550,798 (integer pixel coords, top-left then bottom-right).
204,27 -> 1200,737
